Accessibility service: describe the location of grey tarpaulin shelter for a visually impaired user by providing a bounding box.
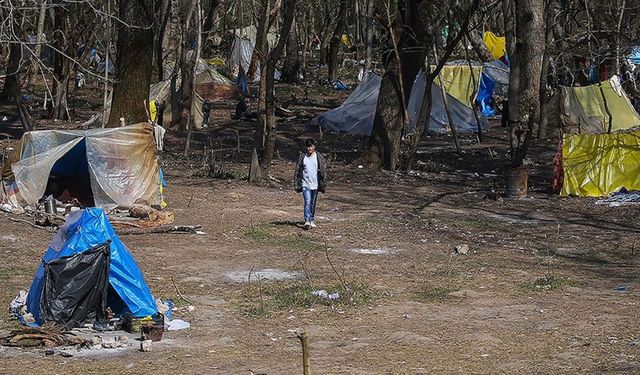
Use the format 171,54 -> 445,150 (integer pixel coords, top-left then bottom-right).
0,123 -> 162,209
312,71 -> 489,135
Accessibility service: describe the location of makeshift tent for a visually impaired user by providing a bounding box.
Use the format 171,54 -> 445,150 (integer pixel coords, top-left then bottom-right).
312,71 -> 381,135
561,130 -> 640,197
312,71 -> 489,135
434,65 -> 483,107
0,123 -> 162,209
27,208 -> 157,326
446,60 -> 510,116
483,32 -> 506,59
149,58 -> 238,129
149,79 -> 205,129
193,58 -> 239,100
408,71 -> 489,134
228,25 -> 278,81
547,76 -> 640,134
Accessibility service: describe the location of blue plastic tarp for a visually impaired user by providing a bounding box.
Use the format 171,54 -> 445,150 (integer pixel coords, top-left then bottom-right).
631,47 -> 640,65
27,208 -> 157,324
477,73 -> 496,117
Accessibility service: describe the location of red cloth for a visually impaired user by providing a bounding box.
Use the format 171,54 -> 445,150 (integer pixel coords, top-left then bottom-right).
551,140 -> 564,194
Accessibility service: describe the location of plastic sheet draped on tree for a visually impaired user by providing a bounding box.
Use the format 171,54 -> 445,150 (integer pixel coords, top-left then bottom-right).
27,208 -> 157,324
483,31 -> 506,59
561,131 -> 640,197
408,71 -> 489,134
433,65 -> 483,107
312,71 -> 489,136
11,123 -> 161,208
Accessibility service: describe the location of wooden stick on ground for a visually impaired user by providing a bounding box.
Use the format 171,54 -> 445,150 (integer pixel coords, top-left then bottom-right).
296,331 -> 312,375
117,225 -> 201,235
8,217 -> 49,230
171,275 -> 192,304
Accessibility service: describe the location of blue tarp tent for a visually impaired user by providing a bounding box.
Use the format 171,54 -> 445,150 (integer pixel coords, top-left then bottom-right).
27,208 -> 157,324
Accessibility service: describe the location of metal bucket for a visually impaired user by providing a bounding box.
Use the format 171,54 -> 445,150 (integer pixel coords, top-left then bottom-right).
44,196 -> 57,214
505,166 -> 528,198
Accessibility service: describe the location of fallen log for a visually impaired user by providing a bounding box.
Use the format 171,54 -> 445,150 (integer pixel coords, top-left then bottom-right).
117,225 -> 202,235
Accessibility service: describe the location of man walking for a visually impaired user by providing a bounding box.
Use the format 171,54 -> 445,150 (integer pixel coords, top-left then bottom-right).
294,138 -> 327,229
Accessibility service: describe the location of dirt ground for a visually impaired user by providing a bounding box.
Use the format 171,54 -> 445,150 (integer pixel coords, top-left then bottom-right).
0,83 -> 639,374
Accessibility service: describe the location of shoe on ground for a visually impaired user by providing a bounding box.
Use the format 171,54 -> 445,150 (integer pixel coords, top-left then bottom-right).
303,221 -> 310,230
309,221 -> 317,228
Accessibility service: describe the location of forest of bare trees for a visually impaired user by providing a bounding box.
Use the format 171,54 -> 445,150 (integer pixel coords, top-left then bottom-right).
1,0 -> 640,176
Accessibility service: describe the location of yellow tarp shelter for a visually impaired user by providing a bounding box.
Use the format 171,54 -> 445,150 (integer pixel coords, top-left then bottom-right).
561,130 -> 640,197
483,32 -> 506,60
432,65 -> 483,107
571,79 -> 640,132
547,76 -> 640,134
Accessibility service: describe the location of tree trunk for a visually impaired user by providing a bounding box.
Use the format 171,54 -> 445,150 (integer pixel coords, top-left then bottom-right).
327,0 -> 347,82
301,6 -> 312,73
154,0 -> 171,81
368,0 -> 428,170
247,2 -> 281,81
537,4 -> 553,140
506,0 -> 546,166
178,0 -> 199,131
281,17 -> 300,83
318,3 -> 337,66
1,35 -> 22,103
28,0 -> 48,86
368,69 -> 405,171
370,0 -> 481,171
185,0 -> 202,155
107,0 -> 154,127
467,29 -> 493,62
50,6 -> 71,120
254,0 -> 296,177
364,0 -> 374,71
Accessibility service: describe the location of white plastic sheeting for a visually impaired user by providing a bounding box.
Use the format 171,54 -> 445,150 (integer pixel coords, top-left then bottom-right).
230,36 -> 255,78
10,123 -> 161,208
312,72 -> 382,135
312,71 -> 489,135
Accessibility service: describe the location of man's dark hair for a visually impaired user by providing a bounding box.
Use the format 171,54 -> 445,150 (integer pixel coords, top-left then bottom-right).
305,138 -> 315,147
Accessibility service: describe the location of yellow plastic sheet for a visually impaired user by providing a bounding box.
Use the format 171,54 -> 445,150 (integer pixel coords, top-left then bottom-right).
483,31 -> 506,59
572,79 -> 640,132
341,34 -> 351,48
149,100 -> 157,122
561,131 -> 640,197
433,66 -> 483,107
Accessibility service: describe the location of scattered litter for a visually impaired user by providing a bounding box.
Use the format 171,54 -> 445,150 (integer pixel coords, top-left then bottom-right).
350,248 -> 392,255
101,336 -> 128,349
455,244 -> 470,255
155,298 -> 174,321
166,319 -> 191,331
596,190 -> 640,207
312,290 -> 340,301
225,269 -> 302,283
140,339 -> 152,352
614,285 -> 628,292
9,290 -> 27,316
333,80 -> 348,90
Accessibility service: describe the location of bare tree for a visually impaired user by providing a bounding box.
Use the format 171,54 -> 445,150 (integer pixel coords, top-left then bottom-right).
505,0 -> 545,167
252,0 -> 297,179
107,0 -> 154,127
